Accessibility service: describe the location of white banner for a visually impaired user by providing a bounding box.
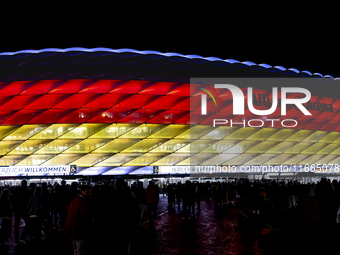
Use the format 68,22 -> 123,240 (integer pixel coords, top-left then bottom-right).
158,166 -> 191,174
0,165 -> 73,176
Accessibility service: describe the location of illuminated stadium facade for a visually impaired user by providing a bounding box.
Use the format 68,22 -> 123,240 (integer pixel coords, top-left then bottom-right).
0,47 -> 340,180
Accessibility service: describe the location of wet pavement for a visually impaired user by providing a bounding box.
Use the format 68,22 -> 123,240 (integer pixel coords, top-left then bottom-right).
2,195 -> 340,254
135,201 -> 258,254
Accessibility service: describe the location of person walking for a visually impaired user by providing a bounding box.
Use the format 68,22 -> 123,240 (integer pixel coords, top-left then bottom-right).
63,185 -> 95,255
146,181 -> 159,225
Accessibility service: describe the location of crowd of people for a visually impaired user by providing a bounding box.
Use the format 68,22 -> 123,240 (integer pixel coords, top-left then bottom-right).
164,178 -> 340,223
0,179 -> 160,254
165,179 -> 312,211
0,177 -> 339,254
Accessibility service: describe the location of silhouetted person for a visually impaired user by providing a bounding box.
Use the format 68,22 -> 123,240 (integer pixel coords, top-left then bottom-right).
176,182 -> 182,209
69,182 -> 79,203
238,179 -> 253,215
133,181 -> 146,226
0,189 -> 12,218
214,182 -> 224,209
13,180 -> 31,245
57,180 -> 70,222
196,183 -> 202,211
63,185 -> 95,255
101,179 -> 138,254
167,183 -> 176,209
315,178 -> 334,224
183,180 -> 195,219
205,181 -> 212,203
0,189 -> 13,244
42,184 -> 54,231
146,181 -> 159,224
27,186 -> 43,241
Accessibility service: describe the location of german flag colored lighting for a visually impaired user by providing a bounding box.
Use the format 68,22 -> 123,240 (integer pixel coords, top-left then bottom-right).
0,78 -> 340,173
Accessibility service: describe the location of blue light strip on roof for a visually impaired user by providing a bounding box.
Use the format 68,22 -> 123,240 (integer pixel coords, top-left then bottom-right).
0,47 -> 339,80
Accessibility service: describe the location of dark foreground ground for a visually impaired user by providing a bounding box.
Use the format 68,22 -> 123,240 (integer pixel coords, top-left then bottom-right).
1,196 -> 339,255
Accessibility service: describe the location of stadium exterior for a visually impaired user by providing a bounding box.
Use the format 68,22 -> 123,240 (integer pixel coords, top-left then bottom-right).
0,47 -> 340,182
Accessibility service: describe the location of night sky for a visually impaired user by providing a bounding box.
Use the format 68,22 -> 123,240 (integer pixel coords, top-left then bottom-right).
1,17 -> 338,79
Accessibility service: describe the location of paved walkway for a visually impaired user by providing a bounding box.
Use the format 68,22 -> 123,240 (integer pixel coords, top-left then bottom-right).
2,195 -> 340,254
130,196 -> 279,254
133,201 -> 259,255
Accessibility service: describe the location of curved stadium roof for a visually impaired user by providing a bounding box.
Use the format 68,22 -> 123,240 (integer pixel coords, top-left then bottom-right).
0,47 -> 338,81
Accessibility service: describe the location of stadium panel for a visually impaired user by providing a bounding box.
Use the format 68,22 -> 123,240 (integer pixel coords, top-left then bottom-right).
0,48 -> 339,178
